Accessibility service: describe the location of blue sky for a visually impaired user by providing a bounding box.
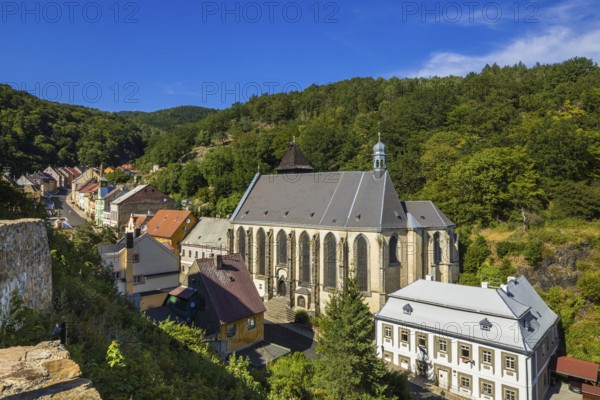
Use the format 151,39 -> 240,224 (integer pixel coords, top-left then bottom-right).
1,0 -> 599,112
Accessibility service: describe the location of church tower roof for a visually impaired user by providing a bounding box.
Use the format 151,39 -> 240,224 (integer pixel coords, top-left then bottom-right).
276,139 -> 315,174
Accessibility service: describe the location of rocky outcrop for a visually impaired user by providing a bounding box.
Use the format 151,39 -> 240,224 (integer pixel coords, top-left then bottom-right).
0,219 -> 52,319
518,242 -> 590,291
0,341 -> 101,399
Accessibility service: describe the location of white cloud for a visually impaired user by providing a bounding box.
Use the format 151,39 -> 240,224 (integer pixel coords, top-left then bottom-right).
408,26 -> 600,77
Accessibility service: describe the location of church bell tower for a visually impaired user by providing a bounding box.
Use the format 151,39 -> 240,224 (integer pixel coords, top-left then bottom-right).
373,132 -> 387,179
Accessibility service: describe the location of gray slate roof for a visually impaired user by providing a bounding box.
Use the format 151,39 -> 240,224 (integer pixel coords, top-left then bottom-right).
375,277 -> 558,353
230,172 -> 454,230
182,217 -> 230,247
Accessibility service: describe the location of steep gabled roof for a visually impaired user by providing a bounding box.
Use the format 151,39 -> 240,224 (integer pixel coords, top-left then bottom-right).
231,171 -> 408,230
189,254 -> 266,324
276,142 -> 314,173
402,201 -> 455,228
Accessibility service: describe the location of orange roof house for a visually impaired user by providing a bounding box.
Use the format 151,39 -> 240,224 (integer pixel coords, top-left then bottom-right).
144,210 -> 197,255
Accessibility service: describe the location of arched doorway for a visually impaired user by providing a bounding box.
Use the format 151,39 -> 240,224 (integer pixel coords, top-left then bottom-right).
277,279 -> 287,297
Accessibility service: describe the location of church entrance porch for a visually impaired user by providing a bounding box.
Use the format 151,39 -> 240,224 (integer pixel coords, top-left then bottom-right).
277,278 -> 287,297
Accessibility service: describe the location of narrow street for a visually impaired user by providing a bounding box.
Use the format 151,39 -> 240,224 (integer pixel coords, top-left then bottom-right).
48,189 -> 88,227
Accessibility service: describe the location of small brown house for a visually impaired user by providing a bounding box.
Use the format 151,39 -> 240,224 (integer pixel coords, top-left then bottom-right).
185,254 -> 266,355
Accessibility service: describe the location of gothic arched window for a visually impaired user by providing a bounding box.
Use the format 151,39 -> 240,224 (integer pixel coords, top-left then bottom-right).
237,227 -> 246,260
299,232 -> 310,284
389,235 -> 399,264
433,232 -> 441,265
257,229 -> 266,276
277,230 -> 287,265
356,236 -> 369,292
324,233 -> 337,288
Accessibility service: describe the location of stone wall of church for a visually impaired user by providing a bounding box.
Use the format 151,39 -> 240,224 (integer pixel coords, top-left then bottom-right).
0,219 -> 52,322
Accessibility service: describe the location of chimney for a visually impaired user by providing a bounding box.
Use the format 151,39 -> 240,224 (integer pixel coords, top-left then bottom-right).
507,276 -> 516,283
214,254 -> 223,269
124,232 -> 135,294
430,265 -> 438,281
425,275 -> 433,281
481,282 -> 489,289
134,228 -> 141,238
126,232 -> 134,248
500,284 -> 508,293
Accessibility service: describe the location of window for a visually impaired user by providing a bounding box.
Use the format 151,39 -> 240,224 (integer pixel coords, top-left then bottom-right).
389,235 -> 399,264
113,272 -> 120,280
504,389 -> 516,400
257,229 -> 266,276
277,230 -> 287,264
188,250 -> 192,258
356,236 -> 369,292
417,334 -> 426,348
438,339 -> 447,353
299,232 -> 311,284
297,296 -> 306,308
482,382 -> 493,396
482,350 -> 493,365
384,326 -> 392,339
324,233 -> 337,288
433,232 -> 441,264
227,324 -> 236,337
195,251 -> 198,259
237,227 -> 246,259
247,317 -> 256,330
460,376 -> 471,389
401,329 -> 409,343
133,275 -> 145,285
460,345 -> 470,359
383,351 -> 393,362
131,253 -> 140,263
505,356 -> 516,371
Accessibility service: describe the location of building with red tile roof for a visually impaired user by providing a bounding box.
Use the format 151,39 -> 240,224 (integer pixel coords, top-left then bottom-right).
144,209 -> 197,254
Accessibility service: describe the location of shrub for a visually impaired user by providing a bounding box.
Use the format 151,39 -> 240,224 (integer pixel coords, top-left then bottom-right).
496,241 -> 525,258
578,270 -> 600,303
458,273 -> 481,287
524,239 -> 543,266
294,310 -> 310,325
463,235 -> 490,274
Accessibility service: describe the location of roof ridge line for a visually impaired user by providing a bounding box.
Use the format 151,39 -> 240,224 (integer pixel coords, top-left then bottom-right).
318,172 -> 344,225
345,172 -> 365,227
380,172 -> 386,226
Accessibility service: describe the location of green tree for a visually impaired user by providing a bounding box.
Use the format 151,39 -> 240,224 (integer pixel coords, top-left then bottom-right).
462,235 -> 490,274
179,162 -> 206,197
423,147 -> 546,225
313,276 -> 406,399
105,169 -> 131,184
267,352 -> 314,400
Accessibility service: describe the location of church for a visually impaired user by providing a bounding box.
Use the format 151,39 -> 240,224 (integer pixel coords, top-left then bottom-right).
229,136 -> 459,314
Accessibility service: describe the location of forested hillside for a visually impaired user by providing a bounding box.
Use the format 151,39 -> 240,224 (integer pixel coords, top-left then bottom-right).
117,105 -> 216,132
0,84 -> 148,173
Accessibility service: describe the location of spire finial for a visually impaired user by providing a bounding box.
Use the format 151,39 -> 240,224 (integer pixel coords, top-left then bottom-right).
378,131 -> 381,141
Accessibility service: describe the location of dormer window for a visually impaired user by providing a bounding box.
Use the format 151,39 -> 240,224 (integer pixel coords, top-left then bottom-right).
480,318 -> 492,331
403,303 -> 413,315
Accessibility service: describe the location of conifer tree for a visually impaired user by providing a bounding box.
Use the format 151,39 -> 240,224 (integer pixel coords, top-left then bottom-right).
314,275 -> 408,399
